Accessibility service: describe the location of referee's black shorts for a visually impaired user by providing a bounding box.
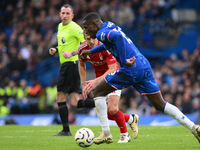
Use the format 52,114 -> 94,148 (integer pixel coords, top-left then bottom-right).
57,61 -> 82,94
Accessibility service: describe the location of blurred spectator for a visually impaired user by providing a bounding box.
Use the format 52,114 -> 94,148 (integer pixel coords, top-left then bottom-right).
163,93 -> 173,104
26,45 -> 39,69
28,79 -> 44,113
108,0 -> 118,24
181,48 -> 189,67
0,100 -> 10,116
120,86 -> 136,108
138,97 -> 151,116
28,79 -> 43,98
98,0 -> 110,22
174,94 -> 183,111
17,79 -> 29,113
150,106 -> 157,115
125,98 -> 139,115
45,79 -> 57,112
10,53 -> 27,76
170,54 -> 186,74
147,0 -> 163,19
5,80 -> 18,114
181,88 -> 193,114
191,82 -> 200,98
0,52 -> 10,79
0,84 -> 6,109
115,1 -> 135,26
131,0 -> 143,16
191,98 -> 200,113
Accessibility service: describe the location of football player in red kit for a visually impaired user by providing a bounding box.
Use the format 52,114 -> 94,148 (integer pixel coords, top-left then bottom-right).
77,32 -> 139,144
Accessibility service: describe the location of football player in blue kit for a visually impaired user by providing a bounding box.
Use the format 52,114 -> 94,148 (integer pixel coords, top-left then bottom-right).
80,12 -> 200,144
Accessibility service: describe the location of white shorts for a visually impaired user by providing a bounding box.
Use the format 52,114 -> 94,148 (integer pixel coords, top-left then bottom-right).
106,90 -> 121,102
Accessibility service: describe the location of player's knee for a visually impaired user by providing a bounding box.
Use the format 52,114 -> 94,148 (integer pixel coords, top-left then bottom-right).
56,96 -> 65,103
56,92 -> 67,103
108,107 -> 118,115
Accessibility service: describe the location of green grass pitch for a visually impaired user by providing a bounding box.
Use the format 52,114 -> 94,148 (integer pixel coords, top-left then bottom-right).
0,125 -> 199,150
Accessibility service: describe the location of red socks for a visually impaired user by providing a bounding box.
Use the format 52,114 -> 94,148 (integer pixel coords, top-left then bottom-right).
107,111 -> 115,120
107,110 -> 130,122
107,110 -> 129,133
123,113 -> 130,122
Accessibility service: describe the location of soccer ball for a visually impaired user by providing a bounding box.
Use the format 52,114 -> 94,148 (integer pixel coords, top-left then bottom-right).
75,128 -> 95,147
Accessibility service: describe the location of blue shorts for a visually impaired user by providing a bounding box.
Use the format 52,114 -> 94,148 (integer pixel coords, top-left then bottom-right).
105,66 -> 160,95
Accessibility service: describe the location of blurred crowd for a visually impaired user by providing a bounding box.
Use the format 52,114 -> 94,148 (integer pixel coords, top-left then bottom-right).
0,0 -> 176,81
0,0 -> 200,116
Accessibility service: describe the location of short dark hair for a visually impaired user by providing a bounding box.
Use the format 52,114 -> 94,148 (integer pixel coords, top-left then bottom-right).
82,12 -> 101,22
61,4 -> 74,13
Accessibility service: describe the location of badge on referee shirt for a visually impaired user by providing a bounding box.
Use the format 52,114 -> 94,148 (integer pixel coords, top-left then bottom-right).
61,37 -> 66,44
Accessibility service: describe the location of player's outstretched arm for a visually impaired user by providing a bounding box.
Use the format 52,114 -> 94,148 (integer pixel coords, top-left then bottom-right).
80,50 -> 92,58
125,56 -> 136,67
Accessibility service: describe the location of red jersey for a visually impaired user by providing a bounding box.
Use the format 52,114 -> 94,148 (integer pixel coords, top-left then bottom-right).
78,41 -> 119,78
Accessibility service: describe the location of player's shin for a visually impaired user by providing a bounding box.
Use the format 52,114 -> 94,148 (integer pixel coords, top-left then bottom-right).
164,102 -> 194,131
77,99 -> 95,108
112,110 -> 128,134
94,97 -> 110,135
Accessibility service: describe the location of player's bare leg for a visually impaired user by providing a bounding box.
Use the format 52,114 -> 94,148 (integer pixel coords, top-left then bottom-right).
108,94 -> 131,143
69,92 -> 82,107
95,80 -> 138,143
146,92 -> 200,143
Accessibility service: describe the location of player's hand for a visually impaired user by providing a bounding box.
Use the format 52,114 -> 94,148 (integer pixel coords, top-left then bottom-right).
63,51 -> 72,59
49,48 -> 57,55
125,56 -> 136,67
80,50 -> 91,58
82,90 -> 87,99
83,79 -> 98,99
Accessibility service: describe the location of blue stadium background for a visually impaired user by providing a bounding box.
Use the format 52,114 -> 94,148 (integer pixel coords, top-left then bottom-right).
0,0 -> 200,125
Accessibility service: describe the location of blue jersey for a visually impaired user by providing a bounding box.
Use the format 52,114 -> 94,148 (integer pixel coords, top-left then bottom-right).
96,21 -> 143,67
90,21 -> 160,95
91,21 -> 151,76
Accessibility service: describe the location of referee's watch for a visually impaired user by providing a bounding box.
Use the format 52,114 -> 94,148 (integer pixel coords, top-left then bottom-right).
71,51 -> 76,56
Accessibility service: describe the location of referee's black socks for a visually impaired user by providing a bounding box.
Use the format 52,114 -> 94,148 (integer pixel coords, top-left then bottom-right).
77,99 -> 95,108
58,102 -> 70,132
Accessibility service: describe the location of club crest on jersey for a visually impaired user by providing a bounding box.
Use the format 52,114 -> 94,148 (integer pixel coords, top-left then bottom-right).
86,55 -> 90,59
61,37 -> 66,44
100,32 -> 105,41
99,53 -> 103,60
107,22 -> 114,27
